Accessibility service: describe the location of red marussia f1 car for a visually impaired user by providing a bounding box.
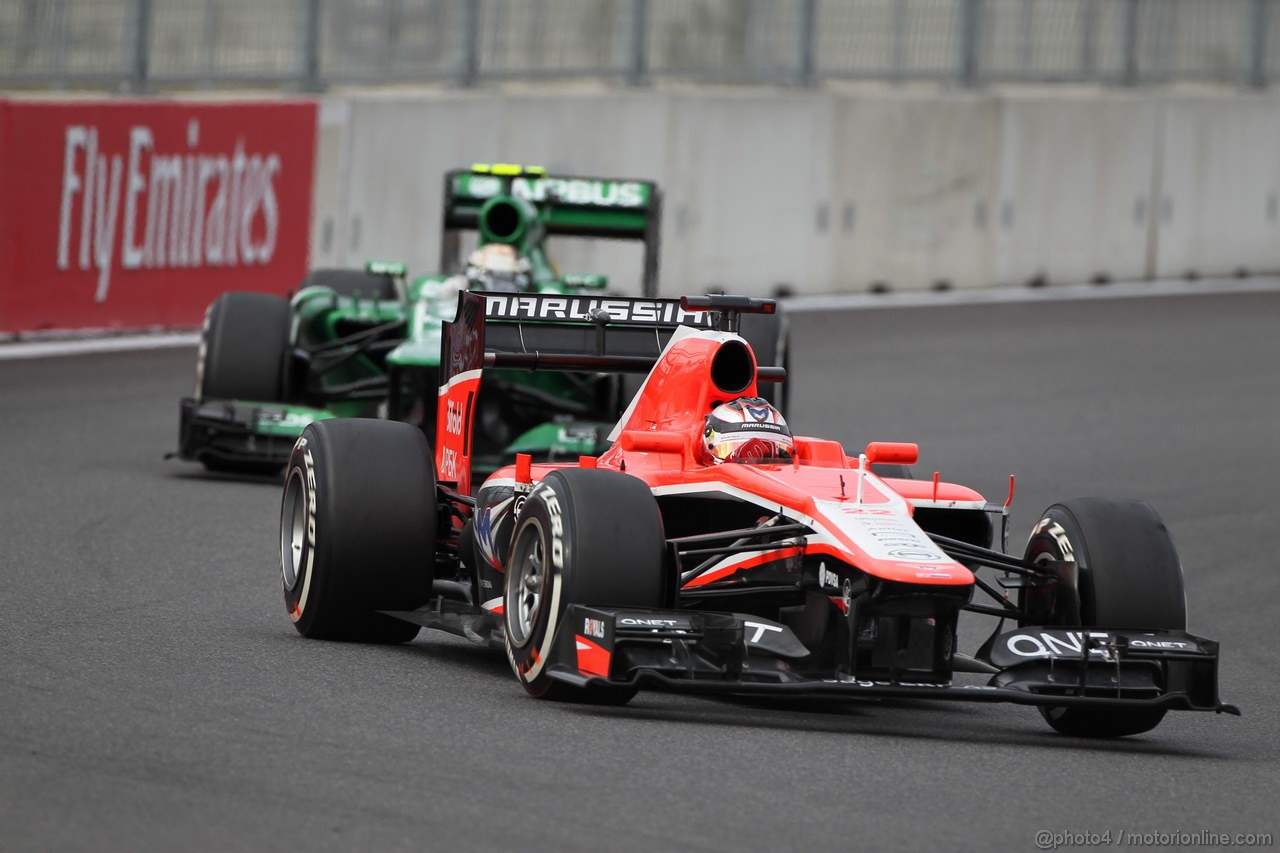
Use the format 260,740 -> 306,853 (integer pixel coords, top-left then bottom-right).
278,292 -> 1237,738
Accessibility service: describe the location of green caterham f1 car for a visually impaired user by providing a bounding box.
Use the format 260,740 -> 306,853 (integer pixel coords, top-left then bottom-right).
174,164 -> 789,477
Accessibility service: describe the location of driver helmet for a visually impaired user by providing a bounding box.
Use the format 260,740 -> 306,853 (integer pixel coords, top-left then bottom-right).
701,396 -> 794,465
465,243 -> 531,292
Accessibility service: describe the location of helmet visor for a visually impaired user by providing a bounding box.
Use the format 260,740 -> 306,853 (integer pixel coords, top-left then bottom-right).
705,428 -> 794,465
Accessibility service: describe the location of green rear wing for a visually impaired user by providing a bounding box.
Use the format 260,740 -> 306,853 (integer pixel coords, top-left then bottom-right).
440,165 -> 663,297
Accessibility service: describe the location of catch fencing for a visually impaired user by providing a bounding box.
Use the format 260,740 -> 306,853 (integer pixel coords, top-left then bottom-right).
1,0 -> 1275,92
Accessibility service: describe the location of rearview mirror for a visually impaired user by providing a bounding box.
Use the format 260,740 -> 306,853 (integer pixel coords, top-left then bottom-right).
864,441 -> 919,465
562,272 -> 608,290
366,259 -> 408,278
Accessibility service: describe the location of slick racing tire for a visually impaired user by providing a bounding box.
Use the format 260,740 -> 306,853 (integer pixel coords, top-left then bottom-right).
195,292 -> 293,475
504,469 -> 667,705
301,268 -> 399,301
281,418 -> 436,643
738,305 -> 791,415
197,291 -> 291,403
1022,497 -> 1186,738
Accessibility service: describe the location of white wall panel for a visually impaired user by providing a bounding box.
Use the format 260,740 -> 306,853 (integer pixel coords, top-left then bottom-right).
994,93 -> 1160,286
313,88 -> 1280,296
1156,94 -> 1280,278
831,91 -> 1000,292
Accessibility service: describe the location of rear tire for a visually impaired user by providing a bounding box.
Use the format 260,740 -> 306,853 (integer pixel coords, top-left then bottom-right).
1022,497 -> 1186,737
281,419 -> 436,643
738,307 -> 790,414
195,291 -> 292,475
301,268 -> 399,301
504,469 -> 667,704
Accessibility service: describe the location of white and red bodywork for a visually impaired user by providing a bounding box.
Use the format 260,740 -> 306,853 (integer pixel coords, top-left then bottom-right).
419,291 -> 1232,719
462,323 -> 990,616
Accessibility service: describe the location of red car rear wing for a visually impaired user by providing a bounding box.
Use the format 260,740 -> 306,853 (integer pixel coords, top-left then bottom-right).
434,291 -> 782,493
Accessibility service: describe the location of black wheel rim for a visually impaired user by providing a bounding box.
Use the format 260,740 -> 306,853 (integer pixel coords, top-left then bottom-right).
506,521 -> 547,648
281,468 -> 307,591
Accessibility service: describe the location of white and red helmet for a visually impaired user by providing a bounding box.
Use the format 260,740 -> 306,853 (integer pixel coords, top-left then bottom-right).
701,397 -> 794,465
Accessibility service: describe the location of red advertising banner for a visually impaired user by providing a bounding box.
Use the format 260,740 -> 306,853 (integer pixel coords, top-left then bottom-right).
0,98 -> 317,334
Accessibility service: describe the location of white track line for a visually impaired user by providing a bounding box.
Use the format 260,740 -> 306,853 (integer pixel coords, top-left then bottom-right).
0,332 -> 199,361
783,276 -> 1280,312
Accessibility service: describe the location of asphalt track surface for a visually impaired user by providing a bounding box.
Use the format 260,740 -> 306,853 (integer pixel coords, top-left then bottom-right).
2,289 -> 1277,852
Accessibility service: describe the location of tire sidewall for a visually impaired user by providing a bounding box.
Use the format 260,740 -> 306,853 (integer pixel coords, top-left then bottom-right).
280,420 -> 433,642
194,299 -> 218,399
501,469 -> 667,700
282,432 -> 325,634
504,478 -> 572,695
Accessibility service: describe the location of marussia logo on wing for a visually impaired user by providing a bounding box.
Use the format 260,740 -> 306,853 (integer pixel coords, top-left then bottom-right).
484,294 -> 714,327
57,119 -> 284,302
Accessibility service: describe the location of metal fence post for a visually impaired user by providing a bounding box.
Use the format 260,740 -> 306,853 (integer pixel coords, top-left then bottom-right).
627,0 -> 649,86
958,0 -> 983,87
1121,0 -> 1140,85
1017,0 -> 1033,74
1248,0 -> 1269,88
301,0 -> 322,92
1080,0 -> 1097,80
796,0 -> 817,87
457,0 -> 480,86
891,0 -> 906,81
128,0 -> 152,92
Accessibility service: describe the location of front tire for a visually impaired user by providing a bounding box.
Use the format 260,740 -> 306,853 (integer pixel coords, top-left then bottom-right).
281,419 -> 436,643
195,291 -> 292,475
196,291 -> 291,403
504,469 -> 667,704
1022,497 -> 1186,737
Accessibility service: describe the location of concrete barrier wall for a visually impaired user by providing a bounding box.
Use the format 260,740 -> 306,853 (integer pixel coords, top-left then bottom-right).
310,87 -> 1280,297
993,93 -> 1162,287
311,92 -> 676,293
664,91 -> 836,294
1156,93 -> 1280,279
831,92 -> 1000,291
